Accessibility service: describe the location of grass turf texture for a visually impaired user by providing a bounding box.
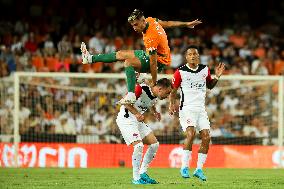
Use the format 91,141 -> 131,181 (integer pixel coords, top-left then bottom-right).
0,168 -> 283,189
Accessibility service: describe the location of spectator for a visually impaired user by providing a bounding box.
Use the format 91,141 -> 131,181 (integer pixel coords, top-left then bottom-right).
170,46 -> 183,69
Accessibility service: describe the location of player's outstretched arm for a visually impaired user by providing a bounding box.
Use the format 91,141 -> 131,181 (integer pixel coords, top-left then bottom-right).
207,62 -> 225,89
124,104 -> 145,122
158,19 -> 202,28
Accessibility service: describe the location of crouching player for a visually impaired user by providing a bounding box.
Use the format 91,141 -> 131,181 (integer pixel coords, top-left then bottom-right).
116,78 -> 172,184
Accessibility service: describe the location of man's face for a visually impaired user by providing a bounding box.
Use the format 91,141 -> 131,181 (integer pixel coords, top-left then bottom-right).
156,86 -> 172,100
186,48 -> 200,67
129,17 -> 146,33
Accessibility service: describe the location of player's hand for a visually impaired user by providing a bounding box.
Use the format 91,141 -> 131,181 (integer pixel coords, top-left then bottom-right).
168,103 -> 177,115
187,19 -> 202,28
149,80 -> 157,87
143,79 -> 151,86
153,112 -> 161,121
135,113 -> 145,122
215,62 -> 225,78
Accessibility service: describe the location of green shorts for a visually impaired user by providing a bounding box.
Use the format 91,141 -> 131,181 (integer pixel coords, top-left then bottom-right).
134,50 -> 166,73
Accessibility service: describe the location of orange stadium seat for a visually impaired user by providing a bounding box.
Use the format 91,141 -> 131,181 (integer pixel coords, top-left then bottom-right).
32,56 -> 45,71
91,62 -> 103,72
82,64 -> 91,72
274,59 -> 284,75
45,56 -> 58,72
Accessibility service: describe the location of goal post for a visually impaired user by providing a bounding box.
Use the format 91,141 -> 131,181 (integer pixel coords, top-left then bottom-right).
3,72 -> 284,167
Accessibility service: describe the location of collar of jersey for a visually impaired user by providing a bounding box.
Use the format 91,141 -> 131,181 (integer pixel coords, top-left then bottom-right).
142,22 -> 149,34
186,64 -> 199,71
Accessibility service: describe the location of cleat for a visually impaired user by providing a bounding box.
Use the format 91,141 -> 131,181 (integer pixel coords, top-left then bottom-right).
140,172 -> 158,184
132,178 -> 148,184
117,93 -> 136,105
193,169 -> 207,181
180,167 -> 190,178
80,42 -> 92,64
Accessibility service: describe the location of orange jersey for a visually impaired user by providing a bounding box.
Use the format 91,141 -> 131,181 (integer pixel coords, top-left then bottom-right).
143,17 -> 171,65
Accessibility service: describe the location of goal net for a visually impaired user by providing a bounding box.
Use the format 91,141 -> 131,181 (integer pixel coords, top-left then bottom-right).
0,72 -> 283,167
0,77 -> 14,142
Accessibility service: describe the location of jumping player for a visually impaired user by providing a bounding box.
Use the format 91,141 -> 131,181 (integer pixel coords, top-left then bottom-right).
81,9 -> 201,104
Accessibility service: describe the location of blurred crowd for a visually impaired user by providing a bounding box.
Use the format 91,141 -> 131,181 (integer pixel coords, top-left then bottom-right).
0,15 -> 284,77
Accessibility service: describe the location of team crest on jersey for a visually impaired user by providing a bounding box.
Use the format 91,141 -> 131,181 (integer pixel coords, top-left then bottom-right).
190,82 -> 206,89
186,119 -> 192,125
133,133 -> 138,137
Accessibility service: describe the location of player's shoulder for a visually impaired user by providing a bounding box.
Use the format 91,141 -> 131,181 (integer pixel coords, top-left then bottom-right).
140,84 -> 156,100
146,17 -> 157,23
135,84 -> 143,90
140,83 -> 150,91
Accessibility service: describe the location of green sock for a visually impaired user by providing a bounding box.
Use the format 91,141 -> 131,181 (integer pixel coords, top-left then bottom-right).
125,66 -> 136,92
91,52 -> 117,63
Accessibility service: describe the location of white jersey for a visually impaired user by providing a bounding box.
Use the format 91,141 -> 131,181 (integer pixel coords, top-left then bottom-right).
172,64 -> 213,110
117,84 -> 157,119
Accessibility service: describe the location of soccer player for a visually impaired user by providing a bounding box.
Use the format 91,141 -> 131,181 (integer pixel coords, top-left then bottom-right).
116,78 -> 172,184
169,45 -> 225,181
81,9 -> 201,104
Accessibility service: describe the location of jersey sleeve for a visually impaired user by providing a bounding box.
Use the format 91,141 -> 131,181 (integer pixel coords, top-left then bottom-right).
206,68 -> 213,84
135,85 -> 142,99
172,69 -> 182,88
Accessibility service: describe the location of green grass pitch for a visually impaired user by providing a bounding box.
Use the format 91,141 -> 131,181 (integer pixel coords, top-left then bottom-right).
0,168 -> 284,189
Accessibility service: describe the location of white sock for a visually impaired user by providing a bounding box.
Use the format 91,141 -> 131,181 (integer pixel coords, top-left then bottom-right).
132,142 -> 144,180
88,55 -> 93,63
139,142 -> 159,174
197,153 -> 207,169
181,150 -> 192,169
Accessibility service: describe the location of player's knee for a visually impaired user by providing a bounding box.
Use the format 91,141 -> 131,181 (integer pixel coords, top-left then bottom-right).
202,134 -> 211,144
133,141 -> 144,147
133,142 -> 144,153
124,59 -> 136,67
116,50 -> 124,59
186,131 -> 195,140
124,59 -> 131,67
150,142 -> 159,151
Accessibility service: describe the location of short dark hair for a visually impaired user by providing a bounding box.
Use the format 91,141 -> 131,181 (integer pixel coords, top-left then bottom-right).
187,45 -> 199,51
156,78 -> 172,88
128,9 -> 144,22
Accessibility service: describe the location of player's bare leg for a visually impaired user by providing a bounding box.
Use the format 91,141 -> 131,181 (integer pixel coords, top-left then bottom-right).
193,129 -> 210,181
117,58 -> 142,105
184,127 -> 196,151
138,132 -> 159,184
180,126 -> 195,178
130,140 -> 148,184
198,129 -> 210,154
